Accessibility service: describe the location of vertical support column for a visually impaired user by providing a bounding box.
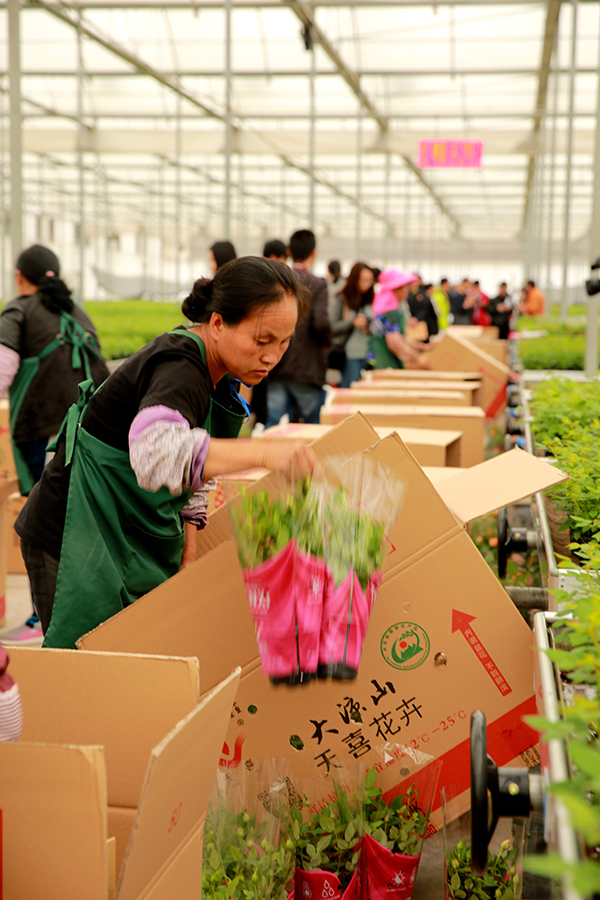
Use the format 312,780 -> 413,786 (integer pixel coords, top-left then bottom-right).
224,0 -> 232,239
0,74 -> 6,302
353,108 -> 362,260
159,160 -> 165,295
584,3 -> 600,376
403,171 -> 410,270
546,36 -> 559,296
279,162 -> 286,238
308,30 -> 316,231
383,152 -> 391,266
76,14 -> 85,303
175,90 -> 182,292
560,0 -> 578,321
8,0 -> 22,265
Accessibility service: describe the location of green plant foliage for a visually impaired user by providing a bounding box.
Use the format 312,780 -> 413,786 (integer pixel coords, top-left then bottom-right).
523,551 -> 600,898
529,379 -> 600,446
446,839 -> 520,900
292,770 -> 428,891
84,300 -> 182,360
232,483 -> 386,589
547,429 -> 600,546
519,335 -> 590,371
202,806 -> 294,899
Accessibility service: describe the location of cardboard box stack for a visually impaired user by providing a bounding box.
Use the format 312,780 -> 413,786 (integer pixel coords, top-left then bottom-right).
80,415 -> 567,832
1,647 -> 240,900
258,422 -> 463,467
321,402 -> 485,466
351,379 -> 484,408
329,387 -> 471,407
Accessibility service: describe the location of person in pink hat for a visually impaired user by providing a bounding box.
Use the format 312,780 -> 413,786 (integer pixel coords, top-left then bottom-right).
367,269 -> 431,369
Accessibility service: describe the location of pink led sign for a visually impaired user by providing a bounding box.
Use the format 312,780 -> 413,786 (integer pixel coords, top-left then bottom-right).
417,139 -> 484,169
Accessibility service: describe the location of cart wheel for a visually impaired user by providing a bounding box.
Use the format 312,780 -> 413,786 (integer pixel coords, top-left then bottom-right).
497,508 -> 509,579
470,710 -> 496,876
497,508 -> 529,580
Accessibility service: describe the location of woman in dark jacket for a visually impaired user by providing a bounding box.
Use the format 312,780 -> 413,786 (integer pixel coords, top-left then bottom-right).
0,244 -> 109,495
0,244 -> 109,643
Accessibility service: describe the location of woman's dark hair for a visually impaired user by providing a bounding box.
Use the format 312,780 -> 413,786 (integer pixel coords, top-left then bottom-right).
327,260 -> 341,283
210,240 -> 237,270
16,244 -> 73,314
183,256 -> 309,326
339,262 -> 374,311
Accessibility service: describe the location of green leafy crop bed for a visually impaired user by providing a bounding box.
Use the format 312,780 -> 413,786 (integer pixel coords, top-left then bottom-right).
84,300 -> 182,360
517,306 -> 596,371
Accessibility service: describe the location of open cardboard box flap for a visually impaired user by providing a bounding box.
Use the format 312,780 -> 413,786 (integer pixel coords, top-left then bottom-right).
117,669 -> 240,900
79,420 -> 568,831
434,447 -> 569,524
1,647 -> 240,900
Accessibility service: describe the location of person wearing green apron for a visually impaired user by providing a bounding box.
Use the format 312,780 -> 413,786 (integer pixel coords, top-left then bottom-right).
368,268 -> 432,370
15,256 -> 317,649
0,245 -> 109,644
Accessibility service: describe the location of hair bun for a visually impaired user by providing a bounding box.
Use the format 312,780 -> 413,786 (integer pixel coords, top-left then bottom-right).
182,277 -> 213,323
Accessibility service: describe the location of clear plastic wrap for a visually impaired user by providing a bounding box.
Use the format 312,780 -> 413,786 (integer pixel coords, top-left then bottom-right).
228,454 -> 404,686
202,759 -> 297,899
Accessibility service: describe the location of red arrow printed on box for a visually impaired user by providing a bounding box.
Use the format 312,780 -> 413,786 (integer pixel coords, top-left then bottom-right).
451,609 -> 512,697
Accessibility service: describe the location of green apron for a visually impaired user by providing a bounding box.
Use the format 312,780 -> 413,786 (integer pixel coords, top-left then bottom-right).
43,328 -> 247,649
9,309 -> 105,496
369,308 -> 406,370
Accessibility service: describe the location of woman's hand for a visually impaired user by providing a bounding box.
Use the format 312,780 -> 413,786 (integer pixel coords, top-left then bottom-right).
354,313 -> 368,333
180,522 -> 197,571
259,441 -> 319,482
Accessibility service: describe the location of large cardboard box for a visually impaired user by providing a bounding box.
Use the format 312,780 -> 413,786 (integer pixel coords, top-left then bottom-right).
320,403 -> 485,466
329,387 -> 470,407
420,334 -> 510,418
0,647 -> 240,900
352,379 -> 484,408
257,422 -> 463,467
467,338 -> 508,365
0,400 -> 16,481
79,416 -> 567,831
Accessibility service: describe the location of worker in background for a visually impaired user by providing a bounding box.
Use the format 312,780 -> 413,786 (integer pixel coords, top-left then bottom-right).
0,244 -> 109,645
487,282 -> 513,339
520,280 -> 546,317
431,278 -> 451,330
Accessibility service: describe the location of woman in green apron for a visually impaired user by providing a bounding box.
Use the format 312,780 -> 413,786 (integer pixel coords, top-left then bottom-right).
15,256 -> 316,649
0,244 -> 109,643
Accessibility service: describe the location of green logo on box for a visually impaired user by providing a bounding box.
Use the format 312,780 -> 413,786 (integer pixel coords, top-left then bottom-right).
381,622 -> 430,671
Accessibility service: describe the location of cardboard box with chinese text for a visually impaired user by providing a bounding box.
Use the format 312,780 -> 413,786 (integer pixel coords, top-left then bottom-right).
79,415 -> 567,831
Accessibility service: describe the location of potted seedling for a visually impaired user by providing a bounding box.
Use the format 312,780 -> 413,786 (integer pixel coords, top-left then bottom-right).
445,838 -> 522,900
290,765 -> 434,899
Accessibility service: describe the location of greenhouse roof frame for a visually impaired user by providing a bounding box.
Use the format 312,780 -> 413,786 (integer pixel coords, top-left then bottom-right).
1,0 -> 599,297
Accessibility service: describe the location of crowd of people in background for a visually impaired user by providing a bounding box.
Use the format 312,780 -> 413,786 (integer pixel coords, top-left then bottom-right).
209,231 -> 544,431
